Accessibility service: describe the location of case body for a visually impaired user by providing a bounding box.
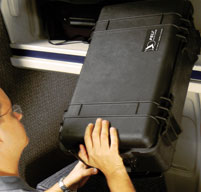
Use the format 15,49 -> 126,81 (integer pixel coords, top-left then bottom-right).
60,0 -> 200,172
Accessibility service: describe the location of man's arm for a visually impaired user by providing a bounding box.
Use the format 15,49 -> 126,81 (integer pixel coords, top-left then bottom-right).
79,118 -> 136,192
105,167 -> 135,192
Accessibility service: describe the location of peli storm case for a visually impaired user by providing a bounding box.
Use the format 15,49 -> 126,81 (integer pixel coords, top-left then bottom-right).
60,0 -> 200,172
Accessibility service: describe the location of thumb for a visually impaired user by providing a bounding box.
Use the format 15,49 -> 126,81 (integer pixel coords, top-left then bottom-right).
82,168 -> 98,177
78,144 -> 88,163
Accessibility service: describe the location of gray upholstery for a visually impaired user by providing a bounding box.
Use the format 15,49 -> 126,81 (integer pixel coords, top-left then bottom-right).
165,92 -> 201,192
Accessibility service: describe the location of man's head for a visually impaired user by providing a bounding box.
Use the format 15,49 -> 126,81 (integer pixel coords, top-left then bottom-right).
0,88 -> 28,159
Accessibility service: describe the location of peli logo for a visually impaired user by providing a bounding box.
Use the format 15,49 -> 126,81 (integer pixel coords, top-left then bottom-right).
143,28 -> 163,52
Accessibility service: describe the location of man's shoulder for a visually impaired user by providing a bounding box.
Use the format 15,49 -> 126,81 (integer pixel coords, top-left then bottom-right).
0,176 -> 36,192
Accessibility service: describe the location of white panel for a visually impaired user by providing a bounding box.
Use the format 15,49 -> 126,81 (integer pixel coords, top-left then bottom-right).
194,55 -> 201,71
11,56 -> 83,74
10,40 -> 89,56
190,0 -> 201,32
7,0 -> 20,16
1,0 -> 42,43
188,81 -> 201,93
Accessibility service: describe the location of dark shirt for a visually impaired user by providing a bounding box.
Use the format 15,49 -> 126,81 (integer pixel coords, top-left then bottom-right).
0,176 -> 36,192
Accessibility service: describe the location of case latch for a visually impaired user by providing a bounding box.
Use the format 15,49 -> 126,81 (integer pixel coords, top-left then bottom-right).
156,97 -> 181,146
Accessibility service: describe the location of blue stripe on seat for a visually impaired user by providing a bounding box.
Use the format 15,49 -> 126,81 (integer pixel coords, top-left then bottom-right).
12,49 -> 85,64
191,71 -> 201,81
11,48 -> 201,81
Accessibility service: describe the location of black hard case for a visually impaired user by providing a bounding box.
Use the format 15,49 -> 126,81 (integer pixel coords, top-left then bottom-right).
60,0 -> 200,172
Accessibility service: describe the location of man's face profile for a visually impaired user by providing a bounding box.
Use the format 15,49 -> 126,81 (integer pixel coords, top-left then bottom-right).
0,88 -> 28,155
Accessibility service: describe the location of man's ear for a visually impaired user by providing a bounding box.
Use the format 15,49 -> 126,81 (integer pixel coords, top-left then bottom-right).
13,112 -> 23,121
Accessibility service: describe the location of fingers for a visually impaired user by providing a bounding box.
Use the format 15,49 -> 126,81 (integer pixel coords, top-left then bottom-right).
78,144 -> 89,164
101,120 -> 109,147
84,118 -> 119,152
82,167 -> 98,177
84,123 -> 94,150
76,160 -> 86,168
77,160 -> 98,177
92,118 -> 102,147
79,176 -> 90,188
77,160 -> 98,175
110,127 -> 119,151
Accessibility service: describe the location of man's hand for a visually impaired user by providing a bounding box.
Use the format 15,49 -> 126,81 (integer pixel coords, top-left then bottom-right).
63,161 -> 98,190
78,118 -> 136,192
78,118 -> 125,177
46,118 -> 135,192
45,161 -> 98,192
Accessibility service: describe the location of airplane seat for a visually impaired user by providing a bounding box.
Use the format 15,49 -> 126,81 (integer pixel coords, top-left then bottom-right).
165,91 -> 201,192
